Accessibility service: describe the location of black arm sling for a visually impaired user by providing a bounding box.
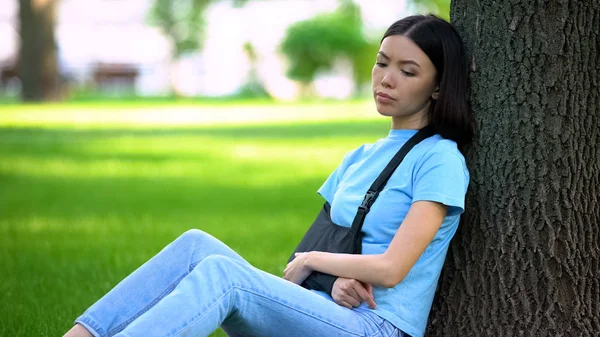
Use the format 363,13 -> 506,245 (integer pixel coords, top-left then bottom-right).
288,125 -> 435,295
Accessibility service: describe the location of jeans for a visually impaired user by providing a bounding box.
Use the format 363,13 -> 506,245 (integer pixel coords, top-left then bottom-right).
75,229 -> 407,337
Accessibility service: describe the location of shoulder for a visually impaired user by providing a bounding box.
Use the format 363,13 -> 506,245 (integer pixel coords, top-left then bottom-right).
418,136 -> 466,166
410,136 -> 470,216
412,136 -> 469,180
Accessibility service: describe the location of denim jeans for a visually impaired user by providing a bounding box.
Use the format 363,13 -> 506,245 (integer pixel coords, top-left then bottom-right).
74,229 -> 407,337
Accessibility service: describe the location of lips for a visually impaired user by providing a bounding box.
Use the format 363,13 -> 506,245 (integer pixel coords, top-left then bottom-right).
375,91 -> 395,104
376,92 -> 395,100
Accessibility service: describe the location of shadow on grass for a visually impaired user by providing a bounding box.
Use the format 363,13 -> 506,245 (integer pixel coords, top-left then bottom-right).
0,119 -> 389,166
1,171 -> 325,222
0,119 -> 389,141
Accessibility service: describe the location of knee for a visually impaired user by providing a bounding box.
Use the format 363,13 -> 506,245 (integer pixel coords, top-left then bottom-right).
172,229 -> 212,257
176,228 -> 208,245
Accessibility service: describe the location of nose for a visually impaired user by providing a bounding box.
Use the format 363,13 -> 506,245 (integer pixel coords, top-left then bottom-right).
381,71 -> 394,89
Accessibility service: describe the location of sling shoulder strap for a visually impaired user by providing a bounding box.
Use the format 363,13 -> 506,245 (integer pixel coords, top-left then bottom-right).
350,125 -> 435,233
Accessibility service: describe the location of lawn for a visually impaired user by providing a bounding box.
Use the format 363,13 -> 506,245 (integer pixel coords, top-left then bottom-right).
0,101 -> 389,337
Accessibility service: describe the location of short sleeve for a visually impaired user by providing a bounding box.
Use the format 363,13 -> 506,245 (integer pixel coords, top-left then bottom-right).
317,145 -> 365,204
413,150 -> 469,216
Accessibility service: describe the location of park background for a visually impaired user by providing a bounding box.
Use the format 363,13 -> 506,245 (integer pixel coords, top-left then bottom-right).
1,0 -> 449,336
3,0 -> 599,336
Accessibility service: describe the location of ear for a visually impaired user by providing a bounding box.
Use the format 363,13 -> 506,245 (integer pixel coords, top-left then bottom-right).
431,86 -> 440,100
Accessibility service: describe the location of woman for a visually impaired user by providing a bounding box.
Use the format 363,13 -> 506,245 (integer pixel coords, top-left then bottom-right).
64,14 -> 473,337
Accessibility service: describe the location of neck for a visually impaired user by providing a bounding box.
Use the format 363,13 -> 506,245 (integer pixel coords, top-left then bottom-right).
390,101 -> 431,130
391,113 -> 429,130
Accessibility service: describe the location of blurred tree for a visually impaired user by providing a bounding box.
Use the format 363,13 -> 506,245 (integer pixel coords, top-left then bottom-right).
280,0 -> 377,97
428,0 -> 600,336
411,0 -> 450,21
147,0 -> 212,96
239,41 -> 270,98
147,0 -> 257,96
147,0 -> 211,61
18,0 -> 60,101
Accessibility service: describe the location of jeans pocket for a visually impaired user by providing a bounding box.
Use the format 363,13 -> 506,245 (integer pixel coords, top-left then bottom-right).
380,322 -> 412,337
396,329 -> 412,337
378,319 -> 403,337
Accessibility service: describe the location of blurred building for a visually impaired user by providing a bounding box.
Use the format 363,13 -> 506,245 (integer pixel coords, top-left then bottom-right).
0,0 -> 406,100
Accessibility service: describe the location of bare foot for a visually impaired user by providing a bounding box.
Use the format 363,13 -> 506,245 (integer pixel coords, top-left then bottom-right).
63,323 -> 94,337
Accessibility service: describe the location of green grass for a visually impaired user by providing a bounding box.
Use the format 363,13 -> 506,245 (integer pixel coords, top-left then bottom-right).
0,101 -> 389,337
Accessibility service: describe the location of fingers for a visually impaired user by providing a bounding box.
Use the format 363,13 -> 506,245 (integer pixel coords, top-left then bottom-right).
344,286 -> 363,306
362,282 -> 374,297
333,290 -> 360,308
332,278 -> 377,310
355,282 -> 377,309
337,300 -> 353,310
342,294 -> 361,308
332,279 -> 361,308
283,263 -> 290,279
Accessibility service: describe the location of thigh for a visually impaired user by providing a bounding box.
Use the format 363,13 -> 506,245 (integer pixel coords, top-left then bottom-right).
217,258 -> 388,337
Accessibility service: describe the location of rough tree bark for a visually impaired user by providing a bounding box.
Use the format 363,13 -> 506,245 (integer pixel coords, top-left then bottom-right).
18,0 -> 59,101
427,1 -> 600,336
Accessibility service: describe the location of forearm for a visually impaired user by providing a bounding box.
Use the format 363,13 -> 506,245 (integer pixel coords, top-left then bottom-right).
306,251 -> 401,288
300,202 -> 447,288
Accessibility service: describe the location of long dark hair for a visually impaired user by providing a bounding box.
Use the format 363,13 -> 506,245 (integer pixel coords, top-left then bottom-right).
382,14 -> 474,146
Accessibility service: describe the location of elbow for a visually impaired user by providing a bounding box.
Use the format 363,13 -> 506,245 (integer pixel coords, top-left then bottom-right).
380,272 -> 406,288
380,280 -> 399,289
377,258 -> 407,288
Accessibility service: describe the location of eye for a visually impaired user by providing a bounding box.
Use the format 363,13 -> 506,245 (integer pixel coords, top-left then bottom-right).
401,70 -> 415,77
376,62 -> 387,68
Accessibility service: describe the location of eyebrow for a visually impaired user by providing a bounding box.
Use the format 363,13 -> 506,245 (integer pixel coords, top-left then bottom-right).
378,51 -> 421,68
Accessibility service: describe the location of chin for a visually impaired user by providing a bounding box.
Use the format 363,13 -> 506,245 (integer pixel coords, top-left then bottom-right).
375,104 -> 395,117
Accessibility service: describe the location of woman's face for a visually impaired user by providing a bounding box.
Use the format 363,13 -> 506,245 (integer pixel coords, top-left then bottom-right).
372,35 -> 438,123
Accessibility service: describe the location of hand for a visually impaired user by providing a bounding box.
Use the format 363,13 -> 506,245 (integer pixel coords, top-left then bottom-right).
283,252 -> 313,285
332,278 -> 377,310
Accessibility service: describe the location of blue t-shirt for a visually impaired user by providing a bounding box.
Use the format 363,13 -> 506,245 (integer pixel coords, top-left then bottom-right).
316,129 -> 469,337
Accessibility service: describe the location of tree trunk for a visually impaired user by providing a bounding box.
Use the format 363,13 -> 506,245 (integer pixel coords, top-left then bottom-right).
18,0 -> 59,101
427,1 -> 600,336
